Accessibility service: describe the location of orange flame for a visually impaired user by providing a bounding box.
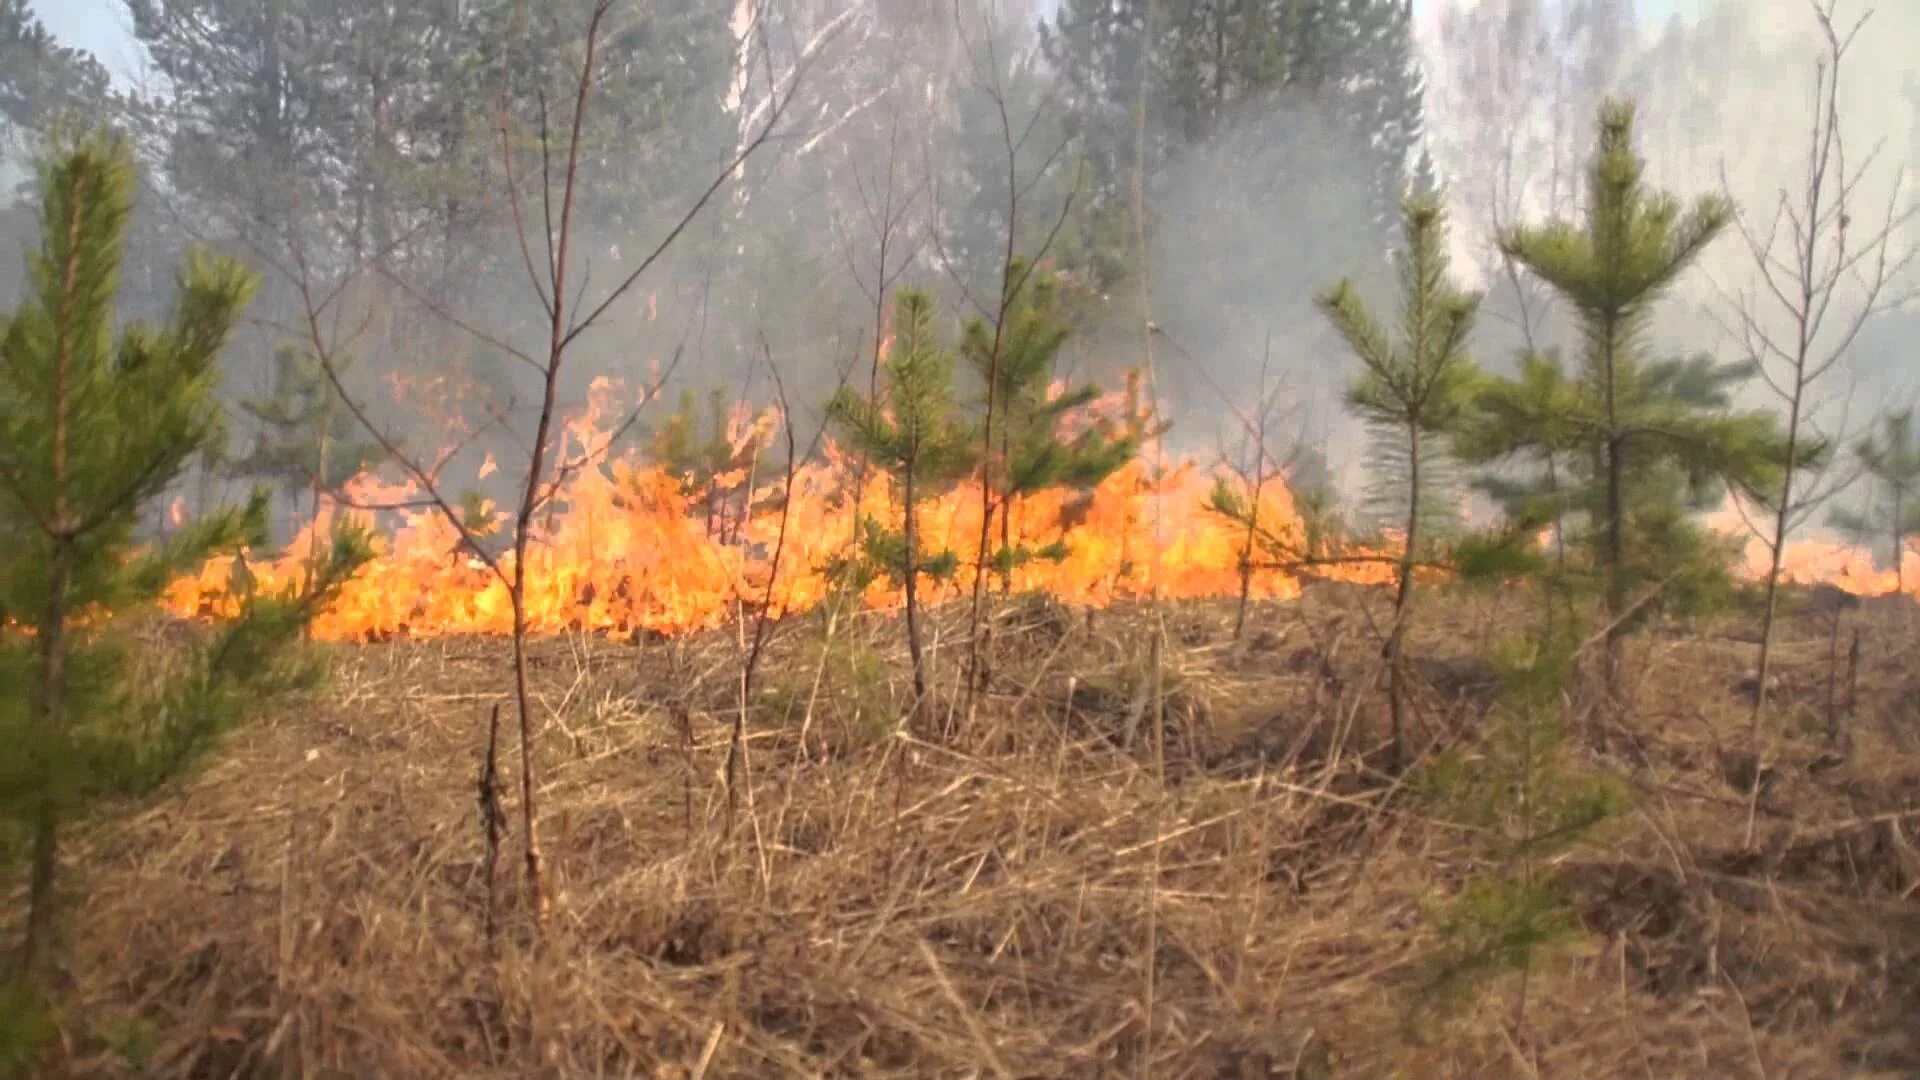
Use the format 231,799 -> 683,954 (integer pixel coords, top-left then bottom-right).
162,387 -> 1910,641
159,376 -> 1402,639
1705,501 -> 1920,599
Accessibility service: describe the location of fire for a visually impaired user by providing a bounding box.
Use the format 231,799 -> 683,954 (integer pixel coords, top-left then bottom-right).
159,374 -> 1393,640
1704,501 -> 1920,599
163,382 -> 1917,643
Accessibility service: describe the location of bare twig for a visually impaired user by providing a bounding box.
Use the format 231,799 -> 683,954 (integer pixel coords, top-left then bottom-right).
1726,0 -> 1915,807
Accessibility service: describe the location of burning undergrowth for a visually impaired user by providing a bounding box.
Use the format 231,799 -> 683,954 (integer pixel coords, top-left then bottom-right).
19,587 -> 1920,1078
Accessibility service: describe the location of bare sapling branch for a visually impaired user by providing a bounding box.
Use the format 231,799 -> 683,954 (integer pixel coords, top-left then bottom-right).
1724,0 -> 1918,758
729,341 -> 802,830
290,0 -> 822,928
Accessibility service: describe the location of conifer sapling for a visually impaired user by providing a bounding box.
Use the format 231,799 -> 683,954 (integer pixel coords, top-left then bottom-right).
1475,100 -> 1791,708
826,289 -> 977,730
964,258 -> 1136,589
0,134 -> 370,997
1318,195 -> 1481,772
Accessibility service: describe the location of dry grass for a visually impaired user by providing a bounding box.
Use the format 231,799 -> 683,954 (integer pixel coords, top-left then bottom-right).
12,584 -> 1920,1078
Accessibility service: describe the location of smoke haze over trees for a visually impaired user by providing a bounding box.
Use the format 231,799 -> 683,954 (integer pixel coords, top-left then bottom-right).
1,0 -> 1915,526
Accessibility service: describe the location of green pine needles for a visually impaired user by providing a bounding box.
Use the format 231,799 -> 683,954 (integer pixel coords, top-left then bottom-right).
1829,407 -> 1920,594
1413,630 -> 1624,1023
1459,100 -> 1793,704
1326,198 -> 1481,548
231,342 -> 382,522
0,132 -> 369,1030
827,289 -> 977,727
1318,194 -> 1481,771
649,385 -> 764,540
965,258 -> 1136,586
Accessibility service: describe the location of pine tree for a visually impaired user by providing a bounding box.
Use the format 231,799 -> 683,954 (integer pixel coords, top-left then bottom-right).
649,386 -> 762,540
1484,100 -> 1789,706
230,343 -> 381,529
1319,194 -> 1481,772
826,289 -> 978,729
1452,348 -> 1588,631
0,0 -> 114,144
0,134 -> 370,1008
1413,628 -> 1622,1022
964,259 -> 1137,589
1342,0 -> 1429,251
1830,408 -> 1920,594
1040,0 -> 1425,286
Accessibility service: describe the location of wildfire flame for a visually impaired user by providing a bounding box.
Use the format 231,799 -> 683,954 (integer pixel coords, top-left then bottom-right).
155,382 -> 1913,642
1705,502 -> 1920,599
159,374 -> 1402,640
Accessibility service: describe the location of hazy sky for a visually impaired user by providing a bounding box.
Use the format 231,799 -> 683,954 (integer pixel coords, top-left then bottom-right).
35,0 -> 1717,87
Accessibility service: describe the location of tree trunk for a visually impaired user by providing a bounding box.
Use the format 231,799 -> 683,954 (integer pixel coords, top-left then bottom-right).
1386,423 -> 1421,773
1749,381 -> 1805,741
1894,488 -> 1905,596
23,540 -> 73,974
1600,315 -> 1627,714
902,467 -> 928,732
509,589 -> 546,922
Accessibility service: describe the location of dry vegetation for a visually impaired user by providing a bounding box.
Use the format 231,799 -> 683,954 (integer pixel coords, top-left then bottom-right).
16,584 -> 1920,1079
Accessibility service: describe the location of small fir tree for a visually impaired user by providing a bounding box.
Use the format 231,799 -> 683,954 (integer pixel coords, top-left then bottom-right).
230,342 -> 381,526
964,259 -> 1137,588
1478,100 -> 1791,705
1452,349 -> 1589,632
1461,349 -> 1797,647
1318,195 -> 1482,772
1829,407 -> 1920,594
1413,629 -> 1623,1023
0,134 -> 369,1021
826,289 -> 978,729
649,386 -> 763,540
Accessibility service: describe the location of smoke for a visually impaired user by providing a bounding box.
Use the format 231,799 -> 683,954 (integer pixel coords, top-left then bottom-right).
1416,0 -> 1919,549
10,0 -> 1916,545
1125,95 -> 1387,477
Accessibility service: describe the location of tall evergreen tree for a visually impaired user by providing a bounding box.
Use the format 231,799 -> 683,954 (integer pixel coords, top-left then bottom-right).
0,0 -> 113,148
1466,100 -> 1791,705
1320,195 -> 1481,770
1339,0 -> 1428,248
0,134 -> 369,998
1829,408 -> 1920,595
826,289 -> 978,729
1040,0 -> 1426,285
126,0 -> 737,391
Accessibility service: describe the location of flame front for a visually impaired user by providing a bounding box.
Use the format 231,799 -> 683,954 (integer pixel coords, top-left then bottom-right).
160,377 -> 1375,639
162,385 -> 1908,642
1704,502 -> 1920,599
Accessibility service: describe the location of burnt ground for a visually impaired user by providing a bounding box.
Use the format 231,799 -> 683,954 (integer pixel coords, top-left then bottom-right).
11,583 -> 1920,1078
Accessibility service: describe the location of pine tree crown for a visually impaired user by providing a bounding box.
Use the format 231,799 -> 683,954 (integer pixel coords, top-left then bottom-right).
826,288 -> 978,488
1320,194 -> 1482,538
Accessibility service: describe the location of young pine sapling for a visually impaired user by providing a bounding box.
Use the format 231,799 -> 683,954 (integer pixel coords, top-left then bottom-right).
964,259 -> 1136,591
1829,407 -> 1920,593
1318,195 -> 1482,772
1414,630 -> 1623,1027
827,289 -> 978,732
1491,100 -> 1790,709
0,134 -> 370,995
